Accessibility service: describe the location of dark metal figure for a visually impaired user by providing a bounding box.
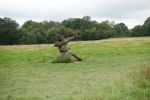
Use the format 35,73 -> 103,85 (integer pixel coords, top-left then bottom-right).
54,35 -> 82,61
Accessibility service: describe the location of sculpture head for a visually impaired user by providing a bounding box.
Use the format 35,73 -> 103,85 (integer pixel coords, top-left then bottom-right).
57,35 -> 64,42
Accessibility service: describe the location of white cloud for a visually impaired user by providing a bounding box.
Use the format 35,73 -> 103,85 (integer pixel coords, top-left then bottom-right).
0,0 -> 149,28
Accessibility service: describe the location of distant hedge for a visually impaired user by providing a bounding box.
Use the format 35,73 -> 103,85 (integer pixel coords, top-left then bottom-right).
0,16 -> 150,44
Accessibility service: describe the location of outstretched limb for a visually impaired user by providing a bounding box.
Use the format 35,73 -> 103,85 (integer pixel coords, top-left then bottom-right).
68,51 -> 82,61
54,35 -> 76,47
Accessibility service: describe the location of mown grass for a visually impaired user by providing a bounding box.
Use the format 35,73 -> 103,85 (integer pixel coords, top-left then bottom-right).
0,37 -> 150,100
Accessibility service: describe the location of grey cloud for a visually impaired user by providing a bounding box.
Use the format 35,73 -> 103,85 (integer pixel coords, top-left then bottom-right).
0,0 -> 149,28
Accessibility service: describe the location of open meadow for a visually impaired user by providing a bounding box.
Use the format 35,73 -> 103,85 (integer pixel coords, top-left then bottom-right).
0,37 -> 150,100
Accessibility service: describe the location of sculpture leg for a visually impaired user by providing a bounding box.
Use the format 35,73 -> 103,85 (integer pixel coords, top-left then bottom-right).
68,51 -> 82,61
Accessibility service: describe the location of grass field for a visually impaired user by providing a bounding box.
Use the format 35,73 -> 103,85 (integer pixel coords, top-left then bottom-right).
0,37 -> 150,100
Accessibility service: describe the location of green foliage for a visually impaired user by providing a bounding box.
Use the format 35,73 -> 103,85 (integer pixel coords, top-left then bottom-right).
0,16 -> 150,44
131,25 -> 144,36
114,23 -> 130,37
143,17 -> 150,36
0,17 -> 20,44
20,20 -> 47,44
131,17 -> 150,37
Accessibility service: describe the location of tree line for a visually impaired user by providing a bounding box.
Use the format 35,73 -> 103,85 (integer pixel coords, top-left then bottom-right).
0,16 -> 150,44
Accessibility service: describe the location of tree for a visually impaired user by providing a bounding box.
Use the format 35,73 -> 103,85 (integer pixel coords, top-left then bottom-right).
0,17 -> 20,44
62,17 -> 93,30
98,20 -> 115,38
46,28 -> 58,43
131,25 -> 144,36
21,20 -> 48,44
1,16 -> 149,44
114,23 -> 130,37
42,20 -> 60,31
82,16 -> 91,21
143,17 -> 150,36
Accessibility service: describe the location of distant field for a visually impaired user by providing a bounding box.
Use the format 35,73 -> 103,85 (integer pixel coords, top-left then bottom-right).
0,37 -> 150,100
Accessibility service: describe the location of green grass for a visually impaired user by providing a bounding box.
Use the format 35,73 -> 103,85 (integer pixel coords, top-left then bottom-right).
0,37 -> 150,100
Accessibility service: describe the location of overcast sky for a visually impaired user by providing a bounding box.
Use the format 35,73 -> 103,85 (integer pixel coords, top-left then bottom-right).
0,0 -> 150,28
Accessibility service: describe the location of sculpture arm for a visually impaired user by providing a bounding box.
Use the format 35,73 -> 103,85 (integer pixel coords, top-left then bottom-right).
63,35 -> 76,44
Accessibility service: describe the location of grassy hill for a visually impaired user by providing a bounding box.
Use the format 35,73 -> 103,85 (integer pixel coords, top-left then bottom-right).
0,37 -> 150,100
